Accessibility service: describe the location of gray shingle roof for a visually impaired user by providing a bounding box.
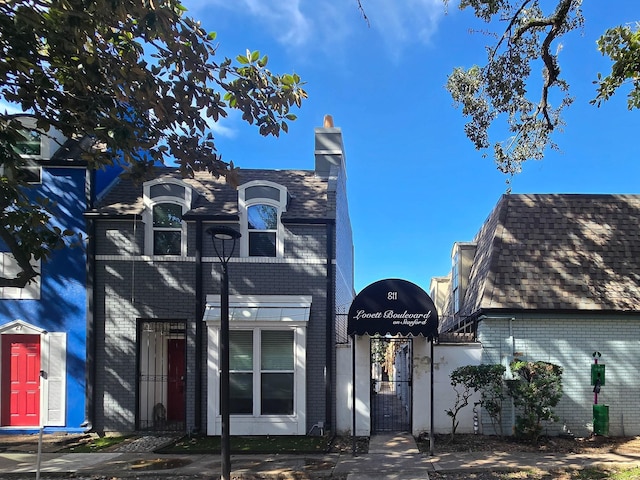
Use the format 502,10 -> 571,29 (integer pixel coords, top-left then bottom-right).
93,167 -> 331,220
462,194 -> 640,314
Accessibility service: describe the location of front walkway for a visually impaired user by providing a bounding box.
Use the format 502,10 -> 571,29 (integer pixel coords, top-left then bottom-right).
334,433 -> 433,478
1,432 -> 640,479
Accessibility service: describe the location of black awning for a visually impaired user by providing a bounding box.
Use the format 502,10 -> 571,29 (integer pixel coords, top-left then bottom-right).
347,278 -> 439,338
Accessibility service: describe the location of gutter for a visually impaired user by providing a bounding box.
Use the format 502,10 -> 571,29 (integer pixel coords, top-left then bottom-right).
83,168 -> 96,432
194,219 -> 203,433
325,221 -> 334,432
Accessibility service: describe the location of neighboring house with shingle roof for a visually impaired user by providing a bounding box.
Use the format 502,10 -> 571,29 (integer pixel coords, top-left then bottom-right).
86,118 -> 355,436
433,194 -> 640,437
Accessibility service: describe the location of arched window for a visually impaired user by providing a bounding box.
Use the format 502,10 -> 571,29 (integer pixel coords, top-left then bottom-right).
143,178 -> 197,256
238,181 -> 288,258
152,203 -> 183,255
247,204 -> 278,256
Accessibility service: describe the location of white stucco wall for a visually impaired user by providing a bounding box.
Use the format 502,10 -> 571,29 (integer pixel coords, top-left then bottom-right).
335,336 -> 482,436
413,341 -> 482,436
336,343 -> 352,434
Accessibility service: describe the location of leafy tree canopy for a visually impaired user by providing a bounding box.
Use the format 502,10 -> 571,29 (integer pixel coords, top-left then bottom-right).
0,0 -> 307,287
444,0 -> 639,184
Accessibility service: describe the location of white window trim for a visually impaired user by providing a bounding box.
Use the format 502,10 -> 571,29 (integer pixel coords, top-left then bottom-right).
238,180 -> 288,258
11,116 -> 67,161
205,295 -> 309,435
0,254 -> 41,299
142,178 -> 195,257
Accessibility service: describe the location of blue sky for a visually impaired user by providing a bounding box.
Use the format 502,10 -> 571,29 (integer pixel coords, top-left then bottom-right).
5,2 -> 638,295
182,1 -> 639,294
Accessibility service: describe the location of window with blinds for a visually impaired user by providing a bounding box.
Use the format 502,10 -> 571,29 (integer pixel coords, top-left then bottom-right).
229,329 -> 294,416
261,331 -> 294,415
230,331 -> 253,414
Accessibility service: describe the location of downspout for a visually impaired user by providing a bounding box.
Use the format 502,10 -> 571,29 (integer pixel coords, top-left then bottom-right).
83,168 -> 96,431
194,219 -> 203,433
325,221 -> 335,432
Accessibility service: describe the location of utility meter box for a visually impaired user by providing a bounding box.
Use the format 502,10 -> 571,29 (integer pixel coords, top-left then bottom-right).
591,364 -> 605,386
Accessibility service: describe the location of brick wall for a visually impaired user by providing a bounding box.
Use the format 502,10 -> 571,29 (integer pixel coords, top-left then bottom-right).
95,217 -> 334,433
478,314 -> 640,437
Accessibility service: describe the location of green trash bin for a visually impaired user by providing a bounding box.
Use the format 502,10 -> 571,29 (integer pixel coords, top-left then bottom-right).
593,404 -> 609,435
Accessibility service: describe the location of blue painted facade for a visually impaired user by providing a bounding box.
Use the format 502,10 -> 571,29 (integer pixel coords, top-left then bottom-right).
0,126 -> 120,433
0,166 -> 89,433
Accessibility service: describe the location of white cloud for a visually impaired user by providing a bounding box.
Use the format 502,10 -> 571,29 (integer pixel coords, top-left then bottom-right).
364,0 -> 446,57
182,0 -> 446,60
201,108 -> 244,140
209,119 -> 238,139
242,0 -> 312,48
184,0 -> 314,48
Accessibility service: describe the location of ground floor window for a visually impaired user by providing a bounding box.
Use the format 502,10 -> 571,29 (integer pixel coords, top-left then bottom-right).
204,295 -> 310,435
230,329 -> 294,415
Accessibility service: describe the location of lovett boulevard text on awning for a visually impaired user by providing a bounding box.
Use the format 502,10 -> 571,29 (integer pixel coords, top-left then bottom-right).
347,278 -> 438,338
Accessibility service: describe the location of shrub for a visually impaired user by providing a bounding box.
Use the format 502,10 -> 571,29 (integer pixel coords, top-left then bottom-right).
446,364 -> 506,439
507,360 -> 563,442
473,364 -> 506,436
446,365 -> 477,440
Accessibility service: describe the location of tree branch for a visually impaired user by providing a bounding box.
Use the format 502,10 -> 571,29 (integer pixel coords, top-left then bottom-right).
0,224 -> 38,288
356,0 -> 370,27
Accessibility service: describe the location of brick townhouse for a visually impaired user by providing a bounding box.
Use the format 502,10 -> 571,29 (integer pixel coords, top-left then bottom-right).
86,117 -> 355,435
432,194 -> 640,437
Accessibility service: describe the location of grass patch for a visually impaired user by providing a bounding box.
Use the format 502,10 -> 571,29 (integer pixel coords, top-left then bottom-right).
158,435 -> 332,454
606,466 -> 640,480
64,435 -> 130,453
430,466 -> 640,479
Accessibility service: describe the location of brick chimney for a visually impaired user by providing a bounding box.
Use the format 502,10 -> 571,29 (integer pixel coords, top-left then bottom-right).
314,114 -> 346,178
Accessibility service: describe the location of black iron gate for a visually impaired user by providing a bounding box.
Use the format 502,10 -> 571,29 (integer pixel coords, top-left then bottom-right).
137,320 -> 186,432
370,336 -> 412,433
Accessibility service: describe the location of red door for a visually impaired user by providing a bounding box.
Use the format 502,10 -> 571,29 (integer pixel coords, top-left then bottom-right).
166,339 -> 185,422
1,334 -> 41,426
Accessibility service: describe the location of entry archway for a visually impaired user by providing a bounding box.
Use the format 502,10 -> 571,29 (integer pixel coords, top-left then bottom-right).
370,335 -> 412,433
347,279 -> 438,438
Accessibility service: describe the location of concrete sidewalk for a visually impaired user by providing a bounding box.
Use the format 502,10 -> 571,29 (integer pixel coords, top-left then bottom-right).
0,433 -> 639,479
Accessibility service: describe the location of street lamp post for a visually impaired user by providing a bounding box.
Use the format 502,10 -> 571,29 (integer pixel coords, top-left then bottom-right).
207,226 -> 241,480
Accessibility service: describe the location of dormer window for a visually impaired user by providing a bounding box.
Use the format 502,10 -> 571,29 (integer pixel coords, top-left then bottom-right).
452,250 -> 460,313
450,242 -> 477,316
143,178 -> 197,256
152,203 -> 183,255
15,129 -> 42,156
11,116 -> 66,161
248,204 -> 278,256
8,116 -> 64,184
238,181 -> 288,258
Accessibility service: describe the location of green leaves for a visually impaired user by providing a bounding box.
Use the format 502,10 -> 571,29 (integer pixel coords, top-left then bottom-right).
593,23 -> 640,110
0,0 -> 307,285
236,50 -> 262,65
446,0 -> 584,183
446,364 -> 507,438
222,50 -> 307,137
507,360 -> 563,442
